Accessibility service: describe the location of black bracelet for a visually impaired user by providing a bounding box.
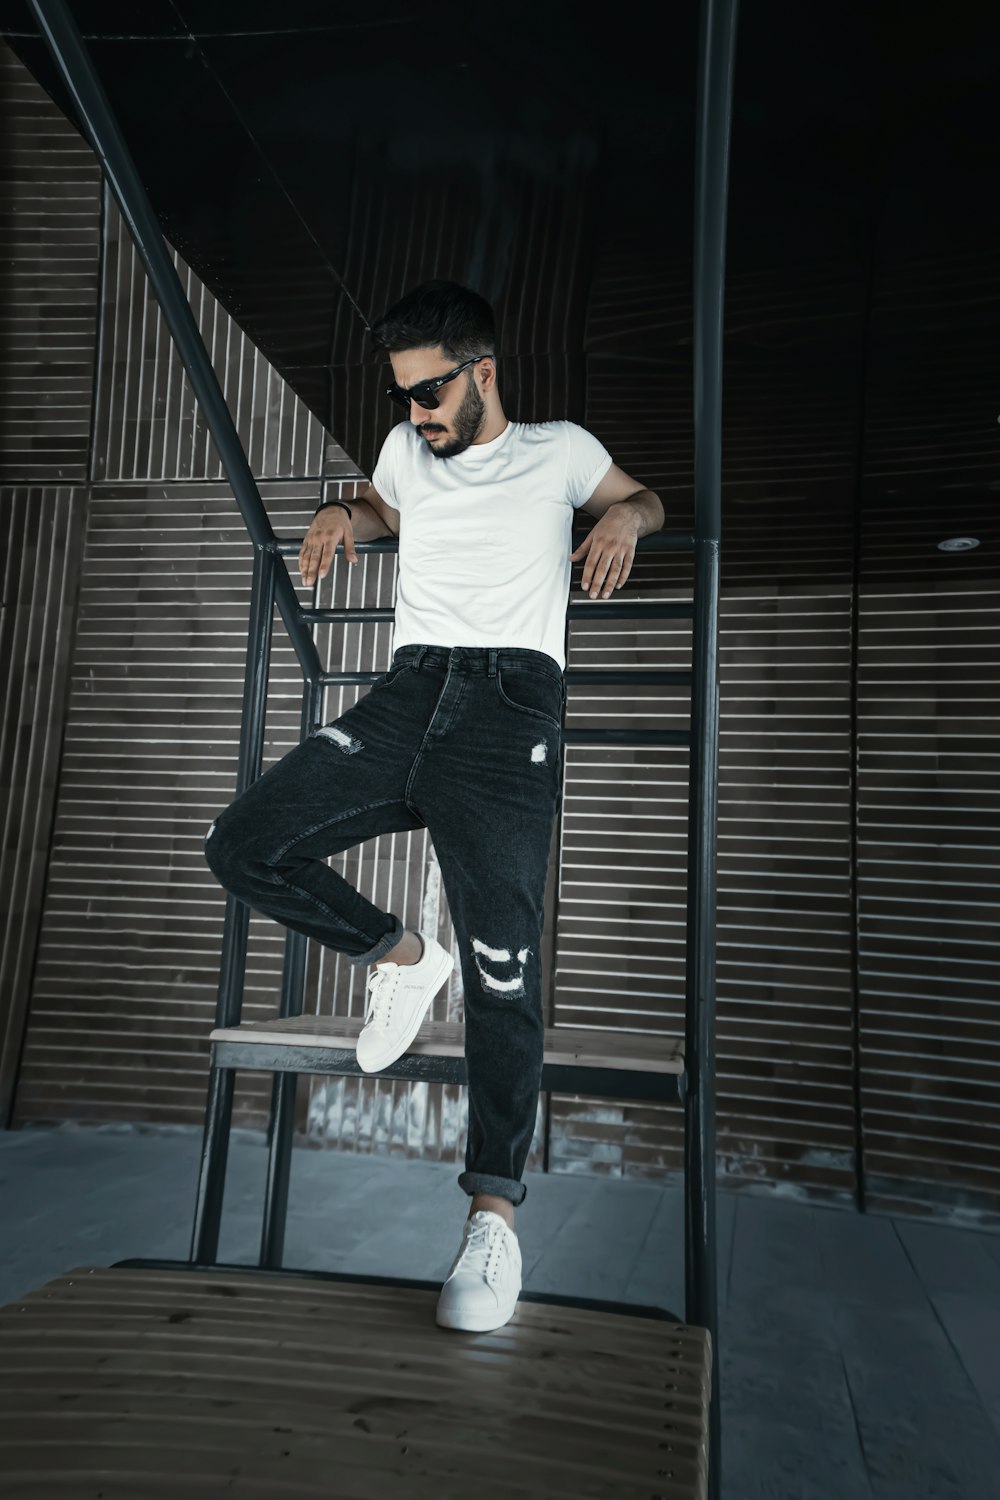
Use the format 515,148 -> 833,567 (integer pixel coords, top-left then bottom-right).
313,498 -> 353,520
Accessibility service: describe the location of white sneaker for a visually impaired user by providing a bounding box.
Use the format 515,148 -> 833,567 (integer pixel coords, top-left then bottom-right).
435,1210 -> 523,1332
356,930 -> 454,1074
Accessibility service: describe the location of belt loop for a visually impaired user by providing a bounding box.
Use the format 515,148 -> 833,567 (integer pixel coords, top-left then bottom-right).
414,645 -> 427,670
488,648 -> 498,678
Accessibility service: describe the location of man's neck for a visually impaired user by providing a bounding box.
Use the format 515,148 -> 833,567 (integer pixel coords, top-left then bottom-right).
470,408 -> 510,446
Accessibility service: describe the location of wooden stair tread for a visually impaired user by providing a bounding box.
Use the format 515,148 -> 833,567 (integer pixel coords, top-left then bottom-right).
0,1265 -> 710,1499
210,1016 -> 684,1074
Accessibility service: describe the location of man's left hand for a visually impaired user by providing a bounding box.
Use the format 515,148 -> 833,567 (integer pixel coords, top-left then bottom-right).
569,509 -> 639,599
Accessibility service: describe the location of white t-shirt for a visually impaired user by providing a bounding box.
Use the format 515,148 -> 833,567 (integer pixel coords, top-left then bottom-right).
370,418 -> 613,672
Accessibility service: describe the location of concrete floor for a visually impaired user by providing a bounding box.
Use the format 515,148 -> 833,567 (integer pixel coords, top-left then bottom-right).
2,1121 -> 999,1500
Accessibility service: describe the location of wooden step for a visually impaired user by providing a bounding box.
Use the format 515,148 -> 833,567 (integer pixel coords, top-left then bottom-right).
211,1016 -> 684,1071
209,1017 -> 685,1102
0,1265 -> 711,1499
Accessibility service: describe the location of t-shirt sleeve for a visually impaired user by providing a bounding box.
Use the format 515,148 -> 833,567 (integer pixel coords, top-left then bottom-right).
369,421 -> 405,509
565,422 -> 614,508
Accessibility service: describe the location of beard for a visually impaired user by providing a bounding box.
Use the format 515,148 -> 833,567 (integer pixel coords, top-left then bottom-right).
419,373 -> 486,458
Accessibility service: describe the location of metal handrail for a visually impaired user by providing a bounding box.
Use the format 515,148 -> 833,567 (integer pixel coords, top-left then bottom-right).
268,531 -> 699,554
301,602 -> 696,623
275,527 -> 699,633
315,669 -> 695,686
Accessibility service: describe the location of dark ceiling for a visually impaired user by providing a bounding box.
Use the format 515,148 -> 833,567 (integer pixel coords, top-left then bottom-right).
3,0 -> 1000,529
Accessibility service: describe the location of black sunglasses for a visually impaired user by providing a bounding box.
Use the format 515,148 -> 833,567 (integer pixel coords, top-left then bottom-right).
385,354 -> 493,411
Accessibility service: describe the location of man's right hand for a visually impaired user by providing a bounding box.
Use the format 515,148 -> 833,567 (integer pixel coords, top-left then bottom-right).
299,507 -> 358,587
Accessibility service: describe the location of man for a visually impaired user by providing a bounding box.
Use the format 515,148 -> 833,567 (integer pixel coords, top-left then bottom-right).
205,280 -> 664,1333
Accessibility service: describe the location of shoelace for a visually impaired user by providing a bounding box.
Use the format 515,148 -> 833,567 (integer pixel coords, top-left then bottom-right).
458,1217 -> 508,1286
362,966 -> 398,1031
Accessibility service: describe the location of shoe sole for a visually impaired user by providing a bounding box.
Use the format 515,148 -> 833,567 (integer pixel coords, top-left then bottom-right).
356,944 -> 454,1074
435,1296 -> 520,1332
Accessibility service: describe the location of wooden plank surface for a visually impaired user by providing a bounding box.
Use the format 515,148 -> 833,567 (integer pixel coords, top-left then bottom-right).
210,1016 -> 685,1074
0,1265 -> 711,1500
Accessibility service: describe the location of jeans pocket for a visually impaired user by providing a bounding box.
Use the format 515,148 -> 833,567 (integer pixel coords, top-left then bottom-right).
371,661 -> 413,691
495,664 -> 564,728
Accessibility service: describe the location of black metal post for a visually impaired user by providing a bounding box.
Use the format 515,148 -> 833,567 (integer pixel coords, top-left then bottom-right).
259,675 -> 324,1268
28,0 -> 324,689
259,985 -> 304,1267
191,541 -> 278,1262
686,2 -> 738,1497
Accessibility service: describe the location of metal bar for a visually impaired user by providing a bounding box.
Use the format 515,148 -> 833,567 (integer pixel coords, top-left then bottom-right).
269,532 -> 698,555
302,602 -> 696,624
259,1054 -> 300,1270
27,0 -> 323,689
190,541 -> 278,1264
260,682 -> 319,1270
563,730 -> 690,746
686,3 -> 739,1497
316,670 -> 694,687
208,1045 -> 685,1104
562,670 -> 694,685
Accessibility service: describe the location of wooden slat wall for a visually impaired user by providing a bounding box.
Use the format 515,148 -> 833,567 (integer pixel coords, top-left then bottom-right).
858,236 -> 1000,1222
858,541 -> 1000,1220
5,38 -> 998,1225
549,248 -> 865,1201
14,480 -> 320,1126
0,46 -> 100,484
2,121 -> 503,1165
0,487 -> 89,1126
15,472 -> 501,1171
92,201 -> 331,484
8,176 -> 526,1167
0,46 -> 101,1126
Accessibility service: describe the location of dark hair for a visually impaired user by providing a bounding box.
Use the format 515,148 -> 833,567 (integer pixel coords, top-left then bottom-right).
369,280 -> 497,363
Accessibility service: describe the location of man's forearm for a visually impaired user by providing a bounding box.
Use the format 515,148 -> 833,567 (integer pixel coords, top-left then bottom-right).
343,498 -> 394,541
614,489 -> 665,536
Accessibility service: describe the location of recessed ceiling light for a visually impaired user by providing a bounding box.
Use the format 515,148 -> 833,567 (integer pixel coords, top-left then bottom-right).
937,537 -> 980,552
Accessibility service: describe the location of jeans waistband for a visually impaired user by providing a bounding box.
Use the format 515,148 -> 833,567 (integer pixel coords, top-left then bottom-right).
392,644 -> 563,683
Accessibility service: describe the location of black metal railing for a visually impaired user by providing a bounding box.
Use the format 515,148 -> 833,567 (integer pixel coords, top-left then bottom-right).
29,1 -> 737,1494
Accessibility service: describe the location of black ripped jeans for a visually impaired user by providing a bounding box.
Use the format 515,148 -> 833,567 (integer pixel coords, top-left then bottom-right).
203,644 -> 566,1208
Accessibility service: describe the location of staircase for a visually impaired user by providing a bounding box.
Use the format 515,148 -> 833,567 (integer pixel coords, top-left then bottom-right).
107,517 -> 719,1500
0,2 -> 737,1497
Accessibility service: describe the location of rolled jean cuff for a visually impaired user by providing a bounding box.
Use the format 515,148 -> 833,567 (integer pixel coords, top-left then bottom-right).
458,1171 -> 528,1208
347,912 -> 405,967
